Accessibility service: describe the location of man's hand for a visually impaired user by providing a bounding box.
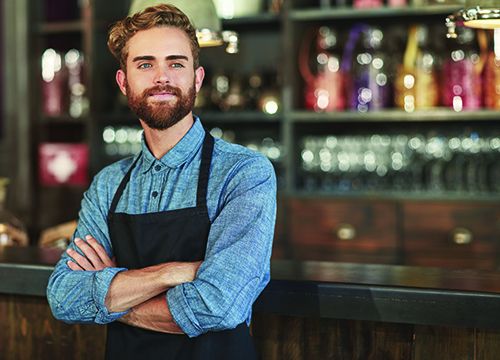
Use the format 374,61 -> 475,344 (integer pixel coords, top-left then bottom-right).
66,235 -> 116,271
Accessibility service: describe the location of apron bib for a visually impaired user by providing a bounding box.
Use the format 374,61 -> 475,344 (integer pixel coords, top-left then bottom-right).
105,133 -> 257,360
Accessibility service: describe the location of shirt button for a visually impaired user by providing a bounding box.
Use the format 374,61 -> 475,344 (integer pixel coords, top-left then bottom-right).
152,191 -> 159,198
154,165 -> 161,171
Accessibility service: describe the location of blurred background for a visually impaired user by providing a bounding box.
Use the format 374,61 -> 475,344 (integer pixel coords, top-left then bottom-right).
0,0 -> 499,271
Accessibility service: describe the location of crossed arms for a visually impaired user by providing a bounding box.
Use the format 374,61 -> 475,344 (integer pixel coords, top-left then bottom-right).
66,235 -> 200,334
47,155 -> 277,337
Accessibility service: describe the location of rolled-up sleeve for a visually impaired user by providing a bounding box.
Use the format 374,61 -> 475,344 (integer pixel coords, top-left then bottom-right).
167,155 -> 277,337
46,172 -> 128,324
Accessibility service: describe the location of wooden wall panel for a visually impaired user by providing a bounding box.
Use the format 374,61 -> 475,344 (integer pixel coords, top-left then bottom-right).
0,294 -> 106,360
412,325 -> 474,360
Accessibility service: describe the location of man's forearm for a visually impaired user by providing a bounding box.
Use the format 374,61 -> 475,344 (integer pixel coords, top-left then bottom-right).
105,261 -> 200,313
118,294 -> 183,334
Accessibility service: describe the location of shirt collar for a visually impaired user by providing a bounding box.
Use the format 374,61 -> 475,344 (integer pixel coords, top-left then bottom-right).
139,116 -> 205,173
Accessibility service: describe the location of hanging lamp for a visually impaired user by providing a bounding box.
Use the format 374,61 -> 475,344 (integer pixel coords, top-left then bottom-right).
446,0 -> 500,38
129,0 -> 238,53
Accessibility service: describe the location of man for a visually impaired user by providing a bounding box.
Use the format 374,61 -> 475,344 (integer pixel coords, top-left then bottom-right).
46,4 -> 276,360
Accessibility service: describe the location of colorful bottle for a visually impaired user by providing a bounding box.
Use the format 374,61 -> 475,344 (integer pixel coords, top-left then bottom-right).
300,26 -> 345,112
395,25 -> 440,112
484,29 -> 500,110
343,24 -> 392,112
442,27 -> 485,111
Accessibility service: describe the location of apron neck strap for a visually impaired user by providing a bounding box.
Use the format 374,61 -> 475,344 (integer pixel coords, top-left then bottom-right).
196,132 -> 214,208
109,153 -> 142,215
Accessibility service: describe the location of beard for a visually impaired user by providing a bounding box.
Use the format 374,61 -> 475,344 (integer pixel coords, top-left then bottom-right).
126,80 -> 196,130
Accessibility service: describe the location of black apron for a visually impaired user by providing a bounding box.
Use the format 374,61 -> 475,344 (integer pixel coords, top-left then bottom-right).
105,133 -> 257,360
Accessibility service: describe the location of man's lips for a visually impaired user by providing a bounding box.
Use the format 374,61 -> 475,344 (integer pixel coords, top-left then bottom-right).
148,91 -> 177,101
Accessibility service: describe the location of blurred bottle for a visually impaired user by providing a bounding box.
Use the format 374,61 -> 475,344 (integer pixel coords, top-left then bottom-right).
42,48 -> 67,116
65,49 -> 89,118
0,178 -> 29,247
484,29 -> 500,110
300,26 -> 345,112
343,25 -> 392,112
395,25 -> 440,112
442,28 -> 485,111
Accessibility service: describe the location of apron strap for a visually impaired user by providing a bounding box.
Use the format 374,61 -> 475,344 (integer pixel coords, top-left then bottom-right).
196,132 -> 214,208
108,153 -> 142,217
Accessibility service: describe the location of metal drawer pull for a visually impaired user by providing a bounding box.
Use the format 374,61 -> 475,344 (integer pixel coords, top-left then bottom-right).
452,227 -> 473,245
336,224 -> 356,241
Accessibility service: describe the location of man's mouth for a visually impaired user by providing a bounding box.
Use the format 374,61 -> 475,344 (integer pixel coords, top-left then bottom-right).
148,91 -> 177,101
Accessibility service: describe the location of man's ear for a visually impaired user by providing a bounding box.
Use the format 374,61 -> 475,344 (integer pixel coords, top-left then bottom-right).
116,69 -> 127,96
194,66 -> 205,93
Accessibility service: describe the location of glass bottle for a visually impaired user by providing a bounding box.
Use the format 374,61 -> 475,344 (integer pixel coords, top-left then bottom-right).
484,29 -> 500,110
344,25 -> 392,112
300,26 -> 345,112
395,25 -> 440,112
0,178 -> 29,246
442,27 -> 484,111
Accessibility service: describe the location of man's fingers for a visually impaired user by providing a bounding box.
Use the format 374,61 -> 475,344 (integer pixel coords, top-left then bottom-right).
85,235 -> 115,267
74,238 -> 104,269
66,249 -> 94,270
67,260 -> 84,271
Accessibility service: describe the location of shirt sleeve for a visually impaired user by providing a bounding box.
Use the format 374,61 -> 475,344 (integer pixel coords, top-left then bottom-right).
46,170 -> 128,324
167,154 -> 277,337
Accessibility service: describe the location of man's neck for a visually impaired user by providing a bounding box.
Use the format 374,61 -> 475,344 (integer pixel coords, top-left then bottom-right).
140,114 -> 194,159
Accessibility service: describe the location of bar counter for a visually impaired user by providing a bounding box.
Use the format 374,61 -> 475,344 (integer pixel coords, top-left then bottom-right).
2,246 -> 500,359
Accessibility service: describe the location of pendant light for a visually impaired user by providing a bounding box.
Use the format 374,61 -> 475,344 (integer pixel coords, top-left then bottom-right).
129,0 -> 238,53
446,0 -> 500,38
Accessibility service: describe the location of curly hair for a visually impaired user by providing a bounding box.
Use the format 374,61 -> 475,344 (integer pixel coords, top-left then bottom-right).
107,4 -> 200,70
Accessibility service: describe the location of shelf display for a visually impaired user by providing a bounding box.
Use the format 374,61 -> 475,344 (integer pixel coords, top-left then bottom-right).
298,130 -> 500,194
20,0 -> 499,263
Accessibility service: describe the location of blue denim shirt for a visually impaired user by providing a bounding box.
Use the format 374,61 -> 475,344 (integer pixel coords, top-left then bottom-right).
46,117 -> 277,338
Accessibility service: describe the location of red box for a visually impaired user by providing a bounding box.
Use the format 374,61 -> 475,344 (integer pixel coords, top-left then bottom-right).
39,143 -> 89,186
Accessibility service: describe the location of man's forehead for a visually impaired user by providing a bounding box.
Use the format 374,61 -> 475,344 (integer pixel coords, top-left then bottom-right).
126,27 -> 192,61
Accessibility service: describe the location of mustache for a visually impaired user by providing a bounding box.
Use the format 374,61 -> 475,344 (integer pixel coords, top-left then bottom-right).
144,85 -> 182,97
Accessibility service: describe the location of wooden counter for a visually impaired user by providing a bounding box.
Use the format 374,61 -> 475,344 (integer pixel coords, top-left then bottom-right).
2,246 -> 500,359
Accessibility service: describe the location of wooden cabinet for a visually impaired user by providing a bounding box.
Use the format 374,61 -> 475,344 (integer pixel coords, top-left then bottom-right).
286,198 -> 399,263
403,202 -> 500,270
281,198 -> 500,270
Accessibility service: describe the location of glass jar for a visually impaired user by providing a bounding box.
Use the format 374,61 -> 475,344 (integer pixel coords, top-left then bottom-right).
0,178 -> 29,246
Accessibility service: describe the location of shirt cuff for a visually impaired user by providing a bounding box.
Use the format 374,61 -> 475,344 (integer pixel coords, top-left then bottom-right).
167,285 -> 202,338
92,267 -> 128,324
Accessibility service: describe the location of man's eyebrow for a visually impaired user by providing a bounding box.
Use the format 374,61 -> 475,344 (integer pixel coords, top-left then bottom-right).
131,55 -> 189,62
166,55 -> 189,61
132,55 -> 155,62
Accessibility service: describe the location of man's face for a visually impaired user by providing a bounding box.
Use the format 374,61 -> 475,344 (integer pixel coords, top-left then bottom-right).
116,26 -> 204,130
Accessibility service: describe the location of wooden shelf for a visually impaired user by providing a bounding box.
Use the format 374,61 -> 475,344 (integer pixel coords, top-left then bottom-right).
290,109 -> 500,123
41,115 -> 88,124
196,110 -> 282,123
289,5 -> 462,21
221,13 -> 281,27
286,190 -> 500,203
38,20 -> 84,34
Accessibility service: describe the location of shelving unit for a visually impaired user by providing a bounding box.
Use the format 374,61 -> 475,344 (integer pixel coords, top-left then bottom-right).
20,0 -> 499,269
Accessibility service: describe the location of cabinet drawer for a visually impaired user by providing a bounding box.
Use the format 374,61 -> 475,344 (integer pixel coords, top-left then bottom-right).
403,202 -> 500,270
288,199 -> 398,263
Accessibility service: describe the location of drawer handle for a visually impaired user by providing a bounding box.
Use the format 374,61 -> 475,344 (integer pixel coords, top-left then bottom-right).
336,224 -> 356,241
451,227 -> 473,245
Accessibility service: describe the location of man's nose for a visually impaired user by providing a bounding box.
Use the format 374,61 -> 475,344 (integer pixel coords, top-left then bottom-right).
154,66 -> 170,84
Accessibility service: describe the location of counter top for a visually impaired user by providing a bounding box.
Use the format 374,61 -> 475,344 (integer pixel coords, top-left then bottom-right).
2,246 -> 500,329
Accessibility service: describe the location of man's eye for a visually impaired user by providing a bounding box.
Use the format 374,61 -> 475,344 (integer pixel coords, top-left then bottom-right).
138,63 -> 152,69
172,63 -> 185,68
